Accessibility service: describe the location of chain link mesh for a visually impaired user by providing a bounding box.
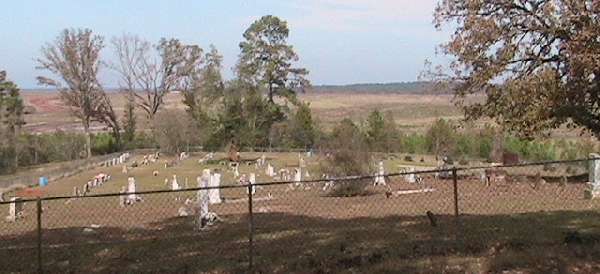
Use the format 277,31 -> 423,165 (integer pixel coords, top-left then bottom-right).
1,158 -> 600,273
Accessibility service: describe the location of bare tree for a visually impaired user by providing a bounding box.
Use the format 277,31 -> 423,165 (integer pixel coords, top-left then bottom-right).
111,34 -> 204,122
37,28 -> 119,158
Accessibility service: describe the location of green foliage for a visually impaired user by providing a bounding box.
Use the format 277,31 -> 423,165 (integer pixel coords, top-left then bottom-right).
237,15 -> 309,104
242,88 -> 284,148
425,119 -> 457,156
122,95 -> 137,144
0,71 -> 25,173
365,110 -> 386,151
504,137 -> 557,162
288,103 -> 316,149
401,134 -> 427,154
322,118 -> 372,197
91,133 -> 120,155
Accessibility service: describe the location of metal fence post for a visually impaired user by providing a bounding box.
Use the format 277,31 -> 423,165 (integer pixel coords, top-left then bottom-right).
247,183 -> 254,271
36,198 -> 43,274
452,167 -> 459,217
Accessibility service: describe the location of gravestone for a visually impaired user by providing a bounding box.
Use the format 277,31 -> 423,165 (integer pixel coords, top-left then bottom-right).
248,173 -> 257,195
405,167 -> 416,183
127,177 -> 138,204
260,154 -> 266,166
209,172 -> 222,204
266,164 -> 275,177
374,161 -> 386,186
171,175 -> 180,191
83,183 -> 89,196
119,186 -> 126,207
479,169 -> 487,184
585,153 -> 600,199
7,197 -> 24,222
197,170 -> 211,229
294,168 -> 302,186
233,164 -> 240,178
322,174 -> 335,191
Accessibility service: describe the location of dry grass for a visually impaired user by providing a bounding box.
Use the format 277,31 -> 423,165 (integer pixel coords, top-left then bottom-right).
21,91 -> 463,133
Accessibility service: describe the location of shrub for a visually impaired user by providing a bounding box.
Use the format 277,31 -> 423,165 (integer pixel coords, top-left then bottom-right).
92,133 -> 119,155
153,110 -> 198,155
425,119 -> 457,156
404,155 -> 414,162
321,119 -> 372,197
401,133 -> 427,154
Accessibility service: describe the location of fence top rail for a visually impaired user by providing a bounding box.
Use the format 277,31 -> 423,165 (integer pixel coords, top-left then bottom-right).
2,157 -> 596,205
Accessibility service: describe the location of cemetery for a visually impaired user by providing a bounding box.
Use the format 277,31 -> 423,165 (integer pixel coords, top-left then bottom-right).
1,151 -> 600,272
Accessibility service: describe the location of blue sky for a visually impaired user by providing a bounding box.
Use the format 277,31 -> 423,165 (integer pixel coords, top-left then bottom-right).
0,0 -> 449,88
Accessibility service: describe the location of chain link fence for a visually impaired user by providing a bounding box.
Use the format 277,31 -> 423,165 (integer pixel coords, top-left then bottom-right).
2,158 -> 600,273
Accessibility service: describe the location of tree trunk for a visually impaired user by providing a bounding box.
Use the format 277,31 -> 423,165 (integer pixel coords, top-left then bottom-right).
268,83 -> 274,103
13,126 -> 20,168
84,120 -> 92,159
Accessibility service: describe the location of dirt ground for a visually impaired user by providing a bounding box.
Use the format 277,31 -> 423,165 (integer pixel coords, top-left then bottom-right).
21,91 -> 462,133
2,152 -> 600,273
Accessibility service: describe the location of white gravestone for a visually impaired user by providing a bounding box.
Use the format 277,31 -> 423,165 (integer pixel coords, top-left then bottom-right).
266,164 -> 275,177
209,172 -> 222,204
374,161 -> 386,186
233,164 -> 240,178
294,168 -> 302,187
405,167 -> 416,183
7,197 -> 24,222
322,174 -> 335,191
260,154 -> 266,166
127,177 -> 138,204
586,153 -> 600,199
197,170 -> 211,229
248,173 -> 257,195
171,175 -> 180,191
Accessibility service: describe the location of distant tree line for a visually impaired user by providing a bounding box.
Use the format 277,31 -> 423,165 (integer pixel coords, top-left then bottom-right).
311,81 -> 452,94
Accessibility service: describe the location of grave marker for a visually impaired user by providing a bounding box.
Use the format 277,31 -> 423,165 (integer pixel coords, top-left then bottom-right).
374,161 -> 386,186
171,175 -> 180,191
197,170 -> 211,229
6,197 -> 24,222
248,173 -> 257,195
585,153 -> 600,199
209,172 -> 222,204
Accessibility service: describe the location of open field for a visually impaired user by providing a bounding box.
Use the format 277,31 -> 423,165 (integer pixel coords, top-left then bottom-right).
2,152 -> 600,273
20,91 -> 462,133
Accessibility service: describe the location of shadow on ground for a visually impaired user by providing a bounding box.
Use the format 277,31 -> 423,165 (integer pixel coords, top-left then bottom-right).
2,210 -> 600,273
